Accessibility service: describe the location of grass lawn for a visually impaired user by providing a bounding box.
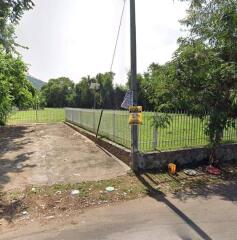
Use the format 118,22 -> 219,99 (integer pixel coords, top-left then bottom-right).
66,109 -> 237,152
7,108 -> 65,125
7,108 -> 237,152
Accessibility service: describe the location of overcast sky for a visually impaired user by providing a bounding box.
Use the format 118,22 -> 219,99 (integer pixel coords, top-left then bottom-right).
16,0 -> 188,84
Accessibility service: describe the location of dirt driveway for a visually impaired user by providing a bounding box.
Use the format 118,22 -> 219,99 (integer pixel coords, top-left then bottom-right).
0,123 -> 129,191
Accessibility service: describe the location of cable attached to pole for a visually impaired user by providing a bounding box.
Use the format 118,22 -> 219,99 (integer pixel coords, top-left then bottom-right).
110,0 -> 127,72
96,0 -> 127,138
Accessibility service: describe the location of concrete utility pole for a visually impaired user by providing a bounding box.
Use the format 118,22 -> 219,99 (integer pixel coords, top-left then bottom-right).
130,0 -> 139,171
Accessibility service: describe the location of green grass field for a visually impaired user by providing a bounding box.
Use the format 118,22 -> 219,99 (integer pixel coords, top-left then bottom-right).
7,108 -> 65,125
65,109 -> 237,152
7,108 -> 237,152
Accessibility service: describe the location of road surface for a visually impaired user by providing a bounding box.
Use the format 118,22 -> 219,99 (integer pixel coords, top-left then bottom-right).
1,192 -> 237,240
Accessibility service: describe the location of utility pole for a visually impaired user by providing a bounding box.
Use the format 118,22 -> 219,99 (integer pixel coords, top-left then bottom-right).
130,0 -> 139,171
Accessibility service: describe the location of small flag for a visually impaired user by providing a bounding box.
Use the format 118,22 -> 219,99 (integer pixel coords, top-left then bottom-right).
121,90 -> 133,109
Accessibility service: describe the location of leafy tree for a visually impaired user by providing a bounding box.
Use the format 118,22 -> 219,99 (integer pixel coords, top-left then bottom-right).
113,85 -> 127,109
0,0 -> 34,52
96,72 -> 114,109
173,0 -> 237,164
41,77 -> 75,108
0,47 -> 35,124
74,76 -> 94,108
75,73 -> 118,109
127,72 -> 153,110
143,63 -> 177,111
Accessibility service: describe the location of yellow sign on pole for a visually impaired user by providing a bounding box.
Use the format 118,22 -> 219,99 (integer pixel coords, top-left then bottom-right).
129,106 -> 143,125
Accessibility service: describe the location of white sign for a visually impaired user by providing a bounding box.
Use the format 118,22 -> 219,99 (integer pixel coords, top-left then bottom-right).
90,83 -> 100,90
121,90 -> 133,109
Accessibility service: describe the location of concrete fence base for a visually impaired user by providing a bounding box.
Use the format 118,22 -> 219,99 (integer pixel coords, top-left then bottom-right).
141,144 -> 237,170
65,121 -> 237,171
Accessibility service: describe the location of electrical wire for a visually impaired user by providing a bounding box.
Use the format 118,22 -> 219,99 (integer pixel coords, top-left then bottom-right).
110,0 -> 127,72
96,0 -> 127,138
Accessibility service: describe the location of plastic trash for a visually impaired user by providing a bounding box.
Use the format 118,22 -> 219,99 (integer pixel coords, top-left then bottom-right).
16,163 -> 23,169
207,165 -> 221,175
184,169 -> 198,176
71,190 -> 80,195
31,187 -> 37,193
105,187 -> 115,192
168,163 -> 177,175
45,215 -> 55,219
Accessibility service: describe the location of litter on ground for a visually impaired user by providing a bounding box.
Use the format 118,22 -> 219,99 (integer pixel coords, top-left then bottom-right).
71,190 -> 80,195
105,187 -> 115,192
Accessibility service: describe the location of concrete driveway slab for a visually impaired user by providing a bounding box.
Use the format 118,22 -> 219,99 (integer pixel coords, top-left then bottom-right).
0,123 -> 129,191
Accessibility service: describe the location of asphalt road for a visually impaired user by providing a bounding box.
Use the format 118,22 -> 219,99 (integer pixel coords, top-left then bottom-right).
2,191 -> 237,240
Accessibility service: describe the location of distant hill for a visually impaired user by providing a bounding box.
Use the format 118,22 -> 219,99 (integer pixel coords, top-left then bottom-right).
28,76 -> 46,90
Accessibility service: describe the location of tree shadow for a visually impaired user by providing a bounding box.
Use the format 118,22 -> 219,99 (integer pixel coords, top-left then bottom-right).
141,163 -> 237,203
0,152 -> 36,190
0,126 -> 37,223
0,126 -> 34,156
172,177 -> 237,203
135,172 -> 213,240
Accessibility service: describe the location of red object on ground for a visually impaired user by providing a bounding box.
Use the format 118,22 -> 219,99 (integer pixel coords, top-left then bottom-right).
207,165 -> 221,175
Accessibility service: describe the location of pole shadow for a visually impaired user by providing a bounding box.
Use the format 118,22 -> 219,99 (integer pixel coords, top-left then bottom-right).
135,172 -> 212,240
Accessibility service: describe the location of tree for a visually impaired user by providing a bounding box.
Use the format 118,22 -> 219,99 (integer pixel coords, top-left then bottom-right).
127,72 -> 154,110
142,63 -> 176,111
0,47 -> 35,124
41,77 -> 75,108
173,0 -> 237,164
0,0 -> 34,52
96,72 -> 114,109
74,76 -> 94,108
113,85 -> 127,109
74,73 -> 118,109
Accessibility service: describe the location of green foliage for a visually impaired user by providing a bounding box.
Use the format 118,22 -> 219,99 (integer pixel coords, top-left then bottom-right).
0,0 -> 34,52
127,72 -> 154,110
142,0 -> 237,158
96,72 -> 114,109
41,77 -> 75,108
143,63 -> 176,110
0,47 -> 34,125
113,84 -> 127,109
173,0 -> 237,155
74,76 -> 94,108
141,63 -> 176,129
55,72 -> 127,109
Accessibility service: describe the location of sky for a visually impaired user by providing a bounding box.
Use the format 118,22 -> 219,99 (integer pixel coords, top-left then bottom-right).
16,0 -> 188,85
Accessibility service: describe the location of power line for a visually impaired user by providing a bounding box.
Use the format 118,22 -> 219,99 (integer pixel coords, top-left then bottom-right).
96,0 -> 127,138
110,0 -> 127,72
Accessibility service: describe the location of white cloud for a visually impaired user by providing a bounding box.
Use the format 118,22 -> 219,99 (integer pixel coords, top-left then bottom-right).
16,0 -> 188,84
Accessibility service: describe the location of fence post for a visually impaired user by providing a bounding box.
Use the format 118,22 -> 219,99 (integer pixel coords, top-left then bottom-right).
80,110 -> 82,127
153,126 -> 158,151
72,109 -> 74,123
93,110 -> 96,132
112,110 -> 116,141
35,108 -> 38,123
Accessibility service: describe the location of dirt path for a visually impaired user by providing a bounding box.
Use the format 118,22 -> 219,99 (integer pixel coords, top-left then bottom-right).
0,123 -> 129,191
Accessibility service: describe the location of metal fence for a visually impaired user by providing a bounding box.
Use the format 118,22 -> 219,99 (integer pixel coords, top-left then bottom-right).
66,108 -> 237,153
65,108 -> 131,148
7,108 -> 65,125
